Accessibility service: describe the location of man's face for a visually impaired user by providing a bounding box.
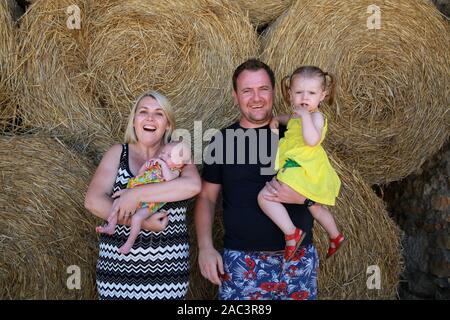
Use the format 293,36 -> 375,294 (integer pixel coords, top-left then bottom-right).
233,69 -> 274,128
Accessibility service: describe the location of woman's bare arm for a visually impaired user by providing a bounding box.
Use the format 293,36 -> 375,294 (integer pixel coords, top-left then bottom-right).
84,144 -> 122,221
110,163 -> 201,220
84,145 -> 170,231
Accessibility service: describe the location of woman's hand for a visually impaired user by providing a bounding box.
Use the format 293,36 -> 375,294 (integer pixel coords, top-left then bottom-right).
111,189 -> 140,221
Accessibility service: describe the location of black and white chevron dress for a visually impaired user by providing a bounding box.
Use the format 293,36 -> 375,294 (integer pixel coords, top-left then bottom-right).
96,144 -> 190,300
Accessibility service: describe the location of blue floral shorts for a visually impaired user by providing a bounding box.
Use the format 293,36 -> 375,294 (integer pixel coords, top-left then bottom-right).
218,244 -> 319,300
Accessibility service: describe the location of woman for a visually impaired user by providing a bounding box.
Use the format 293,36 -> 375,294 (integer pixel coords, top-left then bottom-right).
85,90 -> 201,300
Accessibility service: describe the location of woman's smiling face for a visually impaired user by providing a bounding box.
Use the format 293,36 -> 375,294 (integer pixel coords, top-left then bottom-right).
133,96 -> 169,145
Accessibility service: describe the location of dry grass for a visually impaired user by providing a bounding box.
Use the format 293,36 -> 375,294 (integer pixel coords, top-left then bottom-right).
87,0 -> 259,137
261,0 -> 450,184
0,0 -> 19,131
315,153 -> 402,299
16,0 -> 116,160
0,135 -> 98,299
234,0 -> 294,27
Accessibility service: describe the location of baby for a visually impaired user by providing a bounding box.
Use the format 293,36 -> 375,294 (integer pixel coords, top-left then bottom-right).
96,141 -> 191,254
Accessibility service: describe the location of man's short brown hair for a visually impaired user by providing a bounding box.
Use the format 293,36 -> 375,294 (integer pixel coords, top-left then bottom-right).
232,58 -> 275,91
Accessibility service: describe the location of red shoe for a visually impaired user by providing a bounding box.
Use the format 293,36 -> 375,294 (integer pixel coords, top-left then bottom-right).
326,233 -> 346,259
284,228 -> 306,261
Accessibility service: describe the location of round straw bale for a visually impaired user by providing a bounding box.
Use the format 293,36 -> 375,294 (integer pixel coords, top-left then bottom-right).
234,0 -> 293,28
17,0 -> 117,158
314,153 -> 402,299
0,135 -> 98,299
0,0 -> 19,131
187,156 -> 402,299
261,0 -> 450,185
87,0 -> 258,136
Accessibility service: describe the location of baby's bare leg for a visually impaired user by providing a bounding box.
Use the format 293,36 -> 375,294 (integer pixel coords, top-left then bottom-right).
309,205 -> 340,239
96,211 -> 118,235
118,208 -> 150,254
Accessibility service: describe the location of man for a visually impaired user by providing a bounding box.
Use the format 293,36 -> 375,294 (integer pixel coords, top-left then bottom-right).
194,59 -> 318,300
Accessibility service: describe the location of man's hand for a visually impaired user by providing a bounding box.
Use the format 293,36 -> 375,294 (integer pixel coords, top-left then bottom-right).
262,177 -> 306,204
198,246 -> 224,286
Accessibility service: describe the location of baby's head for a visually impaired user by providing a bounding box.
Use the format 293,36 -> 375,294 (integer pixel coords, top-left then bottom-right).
159,141 -> 191,169
281,66 -> 336,112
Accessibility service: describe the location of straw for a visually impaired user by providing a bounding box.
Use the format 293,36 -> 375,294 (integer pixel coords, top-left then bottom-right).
261,0 -> 450,184
0,135 -> 98,299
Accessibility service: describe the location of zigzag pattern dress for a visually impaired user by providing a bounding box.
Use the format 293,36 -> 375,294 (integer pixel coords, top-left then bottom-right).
96,144 -> 190,300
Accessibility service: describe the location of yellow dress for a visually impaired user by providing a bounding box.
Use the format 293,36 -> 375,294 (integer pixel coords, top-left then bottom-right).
276,114 -> 341,206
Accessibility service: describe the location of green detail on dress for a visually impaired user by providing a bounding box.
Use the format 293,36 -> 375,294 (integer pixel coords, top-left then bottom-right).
282,158 -> 301,172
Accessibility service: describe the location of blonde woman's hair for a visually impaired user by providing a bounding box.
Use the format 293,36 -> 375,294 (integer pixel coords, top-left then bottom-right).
124,90 -> 176,144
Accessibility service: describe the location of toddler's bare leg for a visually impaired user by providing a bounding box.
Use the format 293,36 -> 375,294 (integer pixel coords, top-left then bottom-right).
309,205 -> 340,239
96,212 -> 118,235
258,187 -> 297,243
118,208 -> 149,254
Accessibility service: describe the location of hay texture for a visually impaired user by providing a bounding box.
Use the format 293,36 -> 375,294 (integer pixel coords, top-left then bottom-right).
0,135 -> 98,299
87,0 -> 259,135
234,0 -> 293,28
0,0 -> 19,131
315,153 -> 402,299
17,0 -> 115,157
261,0 -> 450,185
